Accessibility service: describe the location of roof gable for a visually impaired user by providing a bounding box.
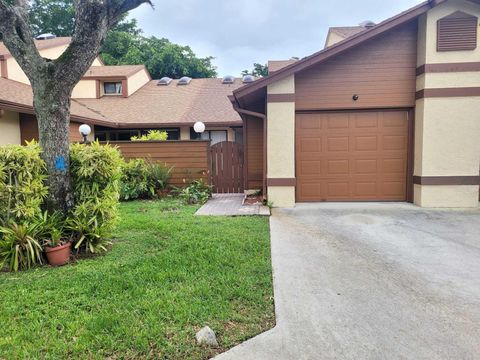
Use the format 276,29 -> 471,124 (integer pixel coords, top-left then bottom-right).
233,0 -> 436,100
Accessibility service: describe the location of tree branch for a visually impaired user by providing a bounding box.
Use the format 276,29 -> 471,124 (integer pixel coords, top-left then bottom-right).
55,0 -> 152,91
0,0 -> 45,84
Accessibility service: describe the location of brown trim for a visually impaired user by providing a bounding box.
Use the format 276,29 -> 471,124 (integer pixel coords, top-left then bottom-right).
83,75 -> 128,80
95,80 -> 101,99
122,79 -> 128,97
267,178 -> 296,186
266,93 -> 295,103
413,176 -> 480,185
416,62 -> 480,76
0,59 -> 7,78
243,114 -> 249,191
416,87 -> 480,99
233,1 -> 434,99
406,109 -> 415,203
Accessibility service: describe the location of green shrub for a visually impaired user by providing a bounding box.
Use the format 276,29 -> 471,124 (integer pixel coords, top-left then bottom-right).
120,159 -> 150,200
173,180 -> 212,205
120,158 -> 172,201
146,159 -> 172,193
0,222 -> 43,272
0,142 -> 48,226
131,130 -> 168,141
69,142 -> 123,253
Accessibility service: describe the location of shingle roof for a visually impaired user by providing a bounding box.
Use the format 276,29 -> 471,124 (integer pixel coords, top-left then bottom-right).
0,77 -> 108,124
0,76 -> 243,127
0,37 -> 71,58
75,78 -> 243,127
83,65 -> 147,79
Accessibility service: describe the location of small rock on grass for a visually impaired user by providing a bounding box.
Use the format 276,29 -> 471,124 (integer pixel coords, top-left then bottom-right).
195,326 -> 218,347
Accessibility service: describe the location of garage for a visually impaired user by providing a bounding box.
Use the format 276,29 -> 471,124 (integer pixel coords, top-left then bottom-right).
295,110 -> 410,202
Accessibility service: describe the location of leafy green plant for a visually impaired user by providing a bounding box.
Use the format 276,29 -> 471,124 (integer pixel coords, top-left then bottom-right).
120,158 -> 172,200
69,142 -> 122,253
0,222 -> 43,272
35,211 -> 66,248
131,130 -> 168,141
0,142 -> 48,226
146,159 -> 172,194
173,180 -> 212,205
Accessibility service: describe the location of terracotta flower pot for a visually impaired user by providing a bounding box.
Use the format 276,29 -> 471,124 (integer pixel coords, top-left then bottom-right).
45,242 -> 71,267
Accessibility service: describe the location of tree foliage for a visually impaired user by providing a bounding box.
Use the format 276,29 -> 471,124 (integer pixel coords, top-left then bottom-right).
26,0 -> 217,79
242,63 -> 268,77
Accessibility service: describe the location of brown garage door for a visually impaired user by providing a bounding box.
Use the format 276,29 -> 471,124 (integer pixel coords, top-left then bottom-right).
296,111 -> 409,202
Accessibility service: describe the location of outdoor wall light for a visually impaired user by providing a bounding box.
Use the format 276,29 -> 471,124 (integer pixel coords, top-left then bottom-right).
193,121 -> 206,139
352,94 -> 359,101
79,124 -> 91,144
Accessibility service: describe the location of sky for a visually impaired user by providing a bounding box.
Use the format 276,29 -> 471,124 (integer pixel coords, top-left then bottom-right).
129,0 -> 421,77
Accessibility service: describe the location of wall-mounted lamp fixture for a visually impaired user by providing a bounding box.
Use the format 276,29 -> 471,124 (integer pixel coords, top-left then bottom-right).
79,124 -> 92,144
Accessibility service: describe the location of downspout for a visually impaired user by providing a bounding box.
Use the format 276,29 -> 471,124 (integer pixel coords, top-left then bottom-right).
230,95 -> 267,197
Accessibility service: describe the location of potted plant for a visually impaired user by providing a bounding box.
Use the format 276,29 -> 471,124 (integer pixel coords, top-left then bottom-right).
44,227 -> 71,266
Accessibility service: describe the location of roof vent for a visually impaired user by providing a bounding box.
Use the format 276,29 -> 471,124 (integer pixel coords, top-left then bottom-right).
178,76 -> 192,85
158,77 -> 173,86
222,75 -> 235,84
242,75 -> 255,83
36,33 -> 57,40
359,20 -> 376,28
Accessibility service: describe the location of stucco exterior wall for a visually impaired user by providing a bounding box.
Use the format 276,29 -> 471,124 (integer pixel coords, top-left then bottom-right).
71,79 -> 97,99
414,0 -> 480,207
127,69 -> 150,96
324,31 -> 345,48
5,43 -> 102,84
0,110 -> 21,145
266,75 -> 295,207
180,126 -> 190,140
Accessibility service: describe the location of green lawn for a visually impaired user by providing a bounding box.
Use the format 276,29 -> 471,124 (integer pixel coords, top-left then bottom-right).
0,199 -> 274,359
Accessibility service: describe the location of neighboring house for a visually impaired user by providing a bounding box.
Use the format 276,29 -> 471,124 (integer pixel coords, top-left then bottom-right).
231,0 -> 480,208
0,37 -> 245,146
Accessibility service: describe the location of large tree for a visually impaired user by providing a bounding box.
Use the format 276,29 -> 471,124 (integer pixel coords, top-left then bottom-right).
28,0 -> 217,79
0,0 -> 152,212
241,63 -> 268,77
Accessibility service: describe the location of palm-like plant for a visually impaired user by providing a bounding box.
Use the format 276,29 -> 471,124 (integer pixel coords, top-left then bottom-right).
0,223 -> 43,272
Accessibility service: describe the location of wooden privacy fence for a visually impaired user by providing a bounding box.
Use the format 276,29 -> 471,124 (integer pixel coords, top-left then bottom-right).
104,141 -> 210,188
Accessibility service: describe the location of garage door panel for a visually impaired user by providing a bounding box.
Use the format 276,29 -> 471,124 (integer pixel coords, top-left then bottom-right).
296,111 -> 408,202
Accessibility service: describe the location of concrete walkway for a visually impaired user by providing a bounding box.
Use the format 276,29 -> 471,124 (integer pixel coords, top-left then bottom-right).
214,202 -> 480,360
195,194 -> 270,216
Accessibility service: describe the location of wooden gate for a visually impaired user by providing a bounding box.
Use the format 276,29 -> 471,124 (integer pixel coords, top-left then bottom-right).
210,141 -> 244,193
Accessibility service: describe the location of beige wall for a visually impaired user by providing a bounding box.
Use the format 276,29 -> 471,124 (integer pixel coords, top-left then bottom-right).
266,75 -> 296,207
180,126 -> 190,140
414,0 -> 480,207
5,42 -> 103,85
0,110 -> 21,145
72,79 -> 97,99
324,31 -> 345,48
127,69 -> 150,96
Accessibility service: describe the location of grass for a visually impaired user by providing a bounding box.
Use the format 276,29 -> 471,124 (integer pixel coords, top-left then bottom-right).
0,199 -> 274,359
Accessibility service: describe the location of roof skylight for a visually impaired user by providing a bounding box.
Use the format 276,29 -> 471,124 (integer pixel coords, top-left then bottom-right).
242,75 -> 255,83
158,77 -> 173,85
178,76 -> 192,85
222,75 -> 235,84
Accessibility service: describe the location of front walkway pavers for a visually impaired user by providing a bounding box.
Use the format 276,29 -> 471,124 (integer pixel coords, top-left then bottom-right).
214,203 -> 480,359
196,194 -> 270,216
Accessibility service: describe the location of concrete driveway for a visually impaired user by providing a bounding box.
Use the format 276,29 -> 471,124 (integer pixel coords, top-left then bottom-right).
215,203 -> 480,360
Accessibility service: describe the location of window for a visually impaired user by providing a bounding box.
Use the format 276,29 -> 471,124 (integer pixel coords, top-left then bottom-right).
437,11 -> 478,52
103,82 -> 122,95
190,128 -> 228,145
94,126 -> 180,141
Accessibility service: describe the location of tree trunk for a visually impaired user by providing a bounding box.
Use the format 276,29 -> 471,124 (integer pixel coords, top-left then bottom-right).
32,78 -> 74,213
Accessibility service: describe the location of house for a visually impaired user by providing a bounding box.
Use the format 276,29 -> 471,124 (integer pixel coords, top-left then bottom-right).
0,37 -> 245,146
231,0 -> 480,208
